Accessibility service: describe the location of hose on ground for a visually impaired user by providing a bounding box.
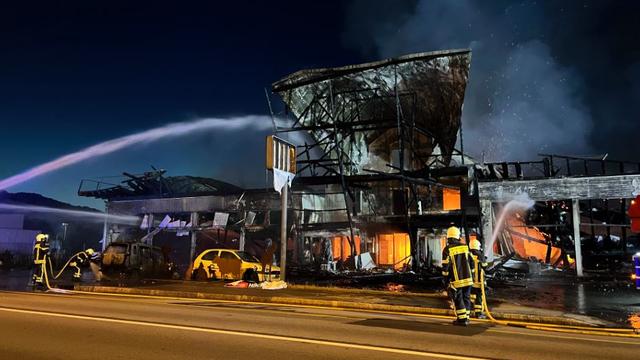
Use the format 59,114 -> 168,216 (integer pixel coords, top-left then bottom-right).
479,268 -> 639,336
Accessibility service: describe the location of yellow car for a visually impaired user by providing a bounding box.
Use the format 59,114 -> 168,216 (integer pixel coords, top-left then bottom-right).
192,249 -> 280,282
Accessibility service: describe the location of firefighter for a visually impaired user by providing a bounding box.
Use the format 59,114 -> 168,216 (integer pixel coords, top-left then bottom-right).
32,234 -> 50,289
469,235 -> 488,318
69,249 -> 95,281
442,226 -> 474,326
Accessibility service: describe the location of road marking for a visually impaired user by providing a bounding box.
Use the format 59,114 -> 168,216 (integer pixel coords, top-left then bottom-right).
0,291 -> 359,320
0,306 -> 489,360
70,289 -> 457,320
486,329 -> 640,346
3,290 -> 638,340
175,302 -> 359,320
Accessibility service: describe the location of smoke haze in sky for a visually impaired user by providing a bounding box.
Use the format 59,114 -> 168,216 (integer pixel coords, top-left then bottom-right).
344,0 -> 640,162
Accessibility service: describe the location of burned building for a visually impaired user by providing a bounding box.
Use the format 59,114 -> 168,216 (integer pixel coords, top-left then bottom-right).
78,48 -> 640,280
478,155 -> 640,276
271,49 -> 480,271
78,170 -> 283,271
79,49 -> 481,277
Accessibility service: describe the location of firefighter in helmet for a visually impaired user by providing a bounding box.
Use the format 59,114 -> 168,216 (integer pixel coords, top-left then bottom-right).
442,226 -> 474,326
70,248 -> 95,281
32,234 -> 50,288
469,234 -> 488,318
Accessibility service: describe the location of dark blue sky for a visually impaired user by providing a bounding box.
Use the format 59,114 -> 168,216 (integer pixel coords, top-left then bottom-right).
0,1 -> 363,207
1,1 -> 639,208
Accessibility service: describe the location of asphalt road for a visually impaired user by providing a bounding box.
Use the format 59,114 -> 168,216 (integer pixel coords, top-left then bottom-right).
0,290 -> 638,360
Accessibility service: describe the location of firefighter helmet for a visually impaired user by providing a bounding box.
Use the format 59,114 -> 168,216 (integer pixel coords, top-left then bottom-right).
469,238 -> 481,251
446,226 -> 461,240
85,248 -> 95,256
35,234 -> 49,242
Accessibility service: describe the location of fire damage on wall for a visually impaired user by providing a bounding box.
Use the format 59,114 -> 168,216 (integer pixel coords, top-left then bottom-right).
77,49 -> 640,292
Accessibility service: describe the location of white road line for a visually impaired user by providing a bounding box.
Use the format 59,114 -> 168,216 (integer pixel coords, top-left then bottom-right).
0,306 -> 488,360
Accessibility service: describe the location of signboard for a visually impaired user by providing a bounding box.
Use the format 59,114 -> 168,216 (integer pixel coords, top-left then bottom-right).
265,135 -> 296,281
266,135 -> 296,173
213,212 -> 229,228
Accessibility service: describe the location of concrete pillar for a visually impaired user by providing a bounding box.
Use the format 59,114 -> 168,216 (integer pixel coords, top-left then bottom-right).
101,202 -> 110,252
189,212 -> 199,262
147,214 -> 154,246
239,227 -> 246,251
572,199 -> 583,277
480,200 -> 494,260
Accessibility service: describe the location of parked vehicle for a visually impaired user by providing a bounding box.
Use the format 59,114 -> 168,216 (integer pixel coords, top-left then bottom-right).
192,249 -> 280,282
101,241 -> 172,281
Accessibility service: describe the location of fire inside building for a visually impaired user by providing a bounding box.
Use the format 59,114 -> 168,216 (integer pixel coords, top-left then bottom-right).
78,49 -> 640,281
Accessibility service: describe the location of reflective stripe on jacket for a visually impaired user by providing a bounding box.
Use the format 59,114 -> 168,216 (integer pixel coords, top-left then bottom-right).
442,242 -> 473,288
470,249 -> 487,288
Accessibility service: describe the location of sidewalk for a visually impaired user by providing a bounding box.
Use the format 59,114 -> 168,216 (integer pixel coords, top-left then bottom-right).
75,279 -> 617,328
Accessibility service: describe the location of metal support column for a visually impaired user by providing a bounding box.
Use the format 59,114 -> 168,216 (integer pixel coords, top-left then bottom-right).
189,212 -> 199,262
572,199 -> 583,277
101,202 -> 110,252
239,211 -> 246,252
480,200 -> 494,260
280,184 -> 288,281
147,214 -> 154,246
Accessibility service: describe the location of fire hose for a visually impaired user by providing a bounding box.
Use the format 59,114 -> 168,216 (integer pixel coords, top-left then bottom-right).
36,251 -> 94,291
478,267 -> 640,336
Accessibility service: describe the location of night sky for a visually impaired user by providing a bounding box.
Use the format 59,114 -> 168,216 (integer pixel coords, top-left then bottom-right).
1,1 -> 639,208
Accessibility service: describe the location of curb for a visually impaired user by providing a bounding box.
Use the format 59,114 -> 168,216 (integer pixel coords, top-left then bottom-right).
75,285 -> 599,327
289,284 -> 446,298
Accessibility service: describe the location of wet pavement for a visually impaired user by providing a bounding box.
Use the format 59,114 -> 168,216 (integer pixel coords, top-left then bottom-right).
490,272 -> 640,327
2,267 -> 639,327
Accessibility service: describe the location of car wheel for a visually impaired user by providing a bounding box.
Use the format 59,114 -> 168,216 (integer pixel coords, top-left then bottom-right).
242,269 -> 259,282
192,266 -> 209,281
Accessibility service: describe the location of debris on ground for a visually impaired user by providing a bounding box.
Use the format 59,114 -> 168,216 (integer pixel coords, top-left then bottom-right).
385,282 -> 406,292
225,280 -> 250,288
261,280 -> 287,290
629,314 -> 640,329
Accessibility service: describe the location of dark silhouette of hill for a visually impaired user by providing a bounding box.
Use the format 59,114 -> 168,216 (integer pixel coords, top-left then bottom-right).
0,191 -> 100,212
0,191 -> 103,253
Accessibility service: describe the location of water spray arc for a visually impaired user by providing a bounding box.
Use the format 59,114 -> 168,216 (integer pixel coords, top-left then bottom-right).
481,194 -> 535,324
0,116 -> 272,191
0,203 -> 139,224
485,194 -> 536,258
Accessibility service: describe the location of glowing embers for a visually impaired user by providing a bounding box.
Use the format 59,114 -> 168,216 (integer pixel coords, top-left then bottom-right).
442,188 -> 461,211
502,213 -> 572,268
629,313 -> 640,329
375,233 -> 411,270
331,236 -> 361,262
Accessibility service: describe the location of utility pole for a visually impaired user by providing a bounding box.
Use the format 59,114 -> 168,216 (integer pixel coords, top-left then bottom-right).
280,183 -> 288,281
266,135 -> 296,282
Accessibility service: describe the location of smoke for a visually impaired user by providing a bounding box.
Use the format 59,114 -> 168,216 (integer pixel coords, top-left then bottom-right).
344,0 -> 594,162
0,116 -> 272,191
0,203 -> 139,224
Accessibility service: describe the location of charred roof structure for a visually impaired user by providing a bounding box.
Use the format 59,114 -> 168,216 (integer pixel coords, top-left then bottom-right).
78,169 -> 243,200
273,49 -> 471,174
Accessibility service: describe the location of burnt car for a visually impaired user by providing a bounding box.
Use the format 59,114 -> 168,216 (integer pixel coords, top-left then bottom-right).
100,241 -> 172,281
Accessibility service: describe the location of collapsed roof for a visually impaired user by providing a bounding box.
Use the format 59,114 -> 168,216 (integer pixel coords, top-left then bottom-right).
272,49 -> 472,174
78,170 -> 244,200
